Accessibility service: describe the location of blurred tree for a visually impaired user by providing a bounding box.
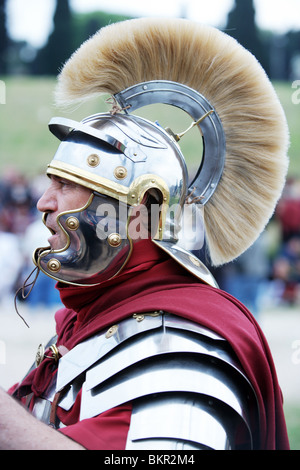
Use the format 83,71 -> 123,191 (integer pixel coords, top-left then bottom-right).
225,0 -> 268,73
269,34 -> 289,80
32,0 -> 73,75
0,0 -> 8,74
286,30 -> 300,79
32,6 -> 132,75
72,11 -> 132,50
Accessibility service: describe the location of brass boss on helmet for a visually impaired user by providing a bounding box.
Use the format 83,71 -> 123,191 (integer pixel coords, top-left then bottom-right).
34,18 -> 289,287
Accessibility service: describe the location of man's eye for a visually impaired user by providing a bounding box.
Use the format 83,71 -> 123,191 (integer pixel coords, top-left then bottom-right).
59,179 -> 71,187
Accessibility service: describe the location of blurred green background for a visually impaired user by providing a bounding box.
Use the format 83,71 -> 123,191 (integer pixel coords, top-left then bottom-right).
0,78 -> 299,178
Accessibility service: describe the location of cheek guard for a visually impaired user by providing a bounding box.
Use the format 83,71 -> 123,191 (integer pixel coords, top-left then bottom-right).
34,194 -> 132,286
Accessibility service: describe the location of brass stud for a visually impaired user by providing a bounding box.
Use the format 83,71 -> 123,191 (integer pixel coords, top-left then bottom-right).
133,314 -> 145,322
87,154 -> 100,167
66,216 -> 79,231
114,166 -> 127,180
189,255 -> 201,267
108,233 -> 122,248
105,324 -> 119,339
47,258 -> 61,273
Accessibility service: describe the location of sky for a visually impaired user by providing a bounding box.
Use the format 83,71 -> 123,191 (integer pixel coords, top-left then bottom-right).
6,0 -> 300,49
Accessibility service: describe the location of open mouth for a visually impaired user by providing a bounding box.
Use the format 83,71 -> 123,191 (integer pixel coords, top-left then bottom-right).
45,224 -> 59,244
47,226 -> 56,236
43,213 -> 58,236
42,214 -> 62,248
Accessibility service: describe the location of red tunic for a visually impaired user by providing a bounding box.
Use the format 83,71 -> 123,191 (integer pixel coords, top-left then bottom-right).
12,239 -> 290,450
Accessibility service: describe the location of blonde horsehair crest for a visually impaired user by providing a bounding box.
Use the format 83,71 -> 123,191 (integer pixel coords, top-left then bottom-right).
55,18 -> 289,266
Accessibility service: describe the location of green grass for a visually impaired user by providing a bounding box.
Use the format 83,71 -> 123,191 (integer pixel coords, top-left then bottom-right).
0,76 -> 109,176
0,77 -> 299,177
285,403 -> 300,450
274,81 -> 300,177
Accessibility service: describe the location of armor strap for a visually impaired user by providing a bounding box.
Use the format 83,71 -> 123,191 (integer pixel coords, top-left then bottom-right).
49,391 -> 63,429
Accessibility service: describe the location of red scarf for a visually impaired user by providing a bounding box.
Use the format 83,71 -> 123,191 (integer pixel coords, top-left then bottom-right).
14,239 -> 289,449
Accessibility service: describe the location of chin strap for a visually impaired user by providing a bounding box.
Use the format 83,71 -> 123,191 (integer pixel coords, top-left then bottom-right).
14,266 -> 41,328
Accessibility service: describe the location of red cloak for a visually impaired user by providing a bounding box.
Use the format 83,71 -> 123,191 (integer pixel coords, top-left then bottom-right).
13,239 -> 290,450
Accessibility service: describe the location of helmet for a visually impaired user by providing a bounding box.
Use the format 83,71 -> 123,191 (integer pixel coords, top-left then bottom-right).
34,18 -> 289,287
34,110 -> 197,285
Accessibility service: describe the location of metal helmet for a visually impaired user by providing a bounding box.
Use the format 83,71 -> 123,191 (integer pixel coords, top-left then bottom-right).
34,18 -> 289,287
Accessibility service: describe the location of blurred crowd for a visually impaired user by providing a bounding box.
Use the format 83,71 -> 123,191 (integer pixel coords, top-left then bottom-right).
0,167 -> 300,317
213,177 -> 300,317
272,178 -> 300,306
0,167 -> 61,310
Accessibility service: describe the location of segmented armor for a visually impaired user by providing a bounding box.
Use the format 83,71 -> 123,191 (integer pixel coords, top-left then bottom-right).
31,312 -> 260,450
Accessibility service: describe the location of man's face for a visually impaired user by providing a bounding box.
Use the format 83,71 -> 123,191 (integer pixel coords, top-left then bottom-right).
37,175 -> 92,250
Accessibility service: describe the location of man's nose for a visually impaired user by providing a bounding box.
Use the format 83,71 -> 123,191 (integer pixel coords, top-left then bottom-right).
36,186 -> 57,213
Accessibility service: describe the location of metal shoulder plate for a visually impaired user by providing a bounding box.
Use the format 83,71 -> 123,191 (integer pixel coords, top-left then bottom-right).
44,311 -> 260,449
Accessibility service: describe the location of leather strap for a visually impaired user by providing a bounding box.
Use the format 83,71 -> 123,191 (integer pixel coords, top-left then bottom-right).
49,390 -> 64,429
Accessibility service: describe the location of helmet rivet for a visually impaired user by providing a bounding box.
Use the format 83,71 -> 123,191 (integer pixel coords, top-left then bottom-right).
114,166 -> 127,180
87,154 -> 100,167
108,233 -> 122,248
105,324 -> 119,339
47,259 -> 61,272
189,255 -> 201,267
66,216 -> 79,231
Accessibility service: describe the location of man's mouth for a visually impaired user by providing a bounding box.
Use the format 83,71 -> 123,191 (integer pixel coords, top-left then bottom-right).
43,213 -> 58,236
48,226 -> 57,236
45,224 -> 59,245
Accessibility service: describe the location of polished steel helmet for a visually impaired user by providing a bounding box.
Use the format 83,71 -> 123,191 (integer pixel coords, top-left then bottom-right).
33,18 -> 289,288
34,81 -> 224,287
